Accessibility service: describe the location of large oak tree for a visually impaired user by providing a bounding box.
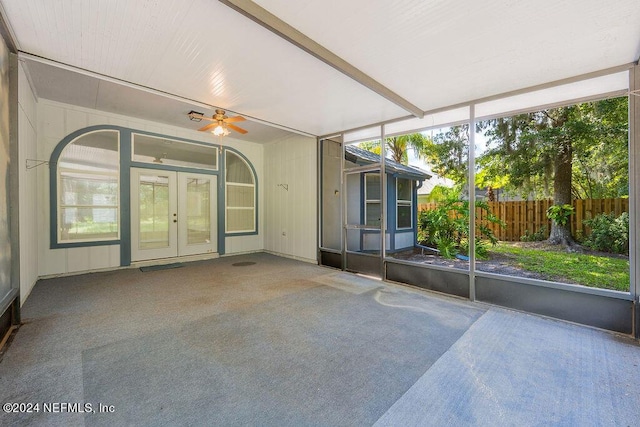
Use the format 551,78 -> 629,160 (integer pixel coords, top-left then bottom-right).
478,97 -> 628,244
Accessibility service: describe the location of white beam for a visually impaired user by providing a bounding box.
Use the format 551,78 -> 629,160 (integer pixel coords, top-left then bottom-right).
218,0 -> 424,119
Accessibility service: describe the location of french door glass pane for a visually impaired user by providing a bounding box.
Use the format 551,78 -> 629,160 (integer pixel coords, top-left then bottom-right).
139,175 -> 170,250
186,178 -> 211,245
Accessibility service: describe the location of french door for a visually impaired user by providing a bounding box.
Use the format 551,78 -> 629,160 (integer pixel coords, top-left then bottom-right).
131,168 -> 217,261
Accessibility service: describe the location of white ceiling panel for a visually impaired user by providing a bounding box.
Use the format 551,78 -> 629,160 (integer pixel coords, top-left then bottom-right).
2,0 -> 640,138
24,59 -> 298,144
2,0 -> 408,136
255,0 -> 640,111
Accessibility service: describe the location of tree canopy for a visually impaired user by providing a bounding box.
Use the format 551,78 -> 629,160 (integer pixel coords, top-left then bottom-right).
420,96 -> 628,244
478,97 -> 628,201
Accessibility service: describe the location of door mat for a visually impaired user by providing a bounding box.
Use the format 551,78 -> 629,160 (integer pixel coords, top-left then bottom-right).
140,263 -> 185,272
232,262 -> 256,267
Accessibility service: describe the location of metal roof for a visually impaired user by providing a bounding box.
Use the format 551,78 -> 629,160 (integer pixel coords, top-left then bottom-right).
345,145 -> 431,180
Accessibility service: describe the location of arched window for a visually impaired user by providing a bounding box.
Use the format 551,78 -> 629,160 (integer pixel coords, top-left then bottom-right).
225,151 -> 256,233
57,130 -> 119,242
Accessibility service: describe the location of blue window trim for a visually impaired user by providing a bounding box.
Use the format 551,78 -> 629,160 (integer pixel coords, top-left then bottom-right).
396,177 -> 413,231
223,148 -> 259,237
50,125 -> 123,251
50,125 -> 259,264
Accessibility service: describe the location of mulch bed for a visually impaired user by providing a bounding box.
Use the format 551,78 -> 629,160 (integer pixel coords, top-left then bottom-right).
390,241 -> 628,284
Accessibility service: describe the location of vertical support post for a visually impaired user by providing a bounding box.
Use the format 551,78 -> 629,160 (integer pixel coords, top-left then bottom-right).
316,137 -> 322,264
629,65 -> 640,338
341,135 -> 347,271
380,125 -> 387,278
469,105 -> 476,301
8,51 -> 20,322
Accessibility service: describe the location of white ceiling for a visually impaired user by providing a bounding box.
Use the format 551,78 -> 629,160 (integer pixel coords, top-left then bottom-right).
2,0 -> 640,143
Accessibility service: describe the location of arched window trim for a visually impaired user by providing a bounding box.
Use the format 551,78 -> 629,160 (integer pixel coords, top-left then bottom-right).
55,129 -> 121,244
224,149 -> 258,235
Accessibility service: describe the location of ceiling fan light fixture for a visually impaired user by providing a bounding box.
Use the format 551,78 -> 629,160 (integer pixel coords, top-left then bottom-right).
212,123 -> 230,136
195,109 -> 246,136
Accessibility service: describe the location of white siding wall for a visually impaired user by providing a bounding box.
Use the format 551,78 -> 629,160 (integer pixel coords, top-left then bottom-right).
18,63 -> 38,305
264,135 -> 317,262
37,99 -> 264,275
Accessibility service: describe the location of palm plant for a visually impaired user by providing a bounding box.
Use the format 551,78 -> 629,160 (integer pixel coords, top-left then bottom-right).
360,133 -> 431,165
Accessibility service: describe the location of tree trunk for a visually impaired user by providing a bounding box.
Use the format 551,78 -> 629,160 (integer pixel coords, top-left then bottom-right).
548,137 -> 573,245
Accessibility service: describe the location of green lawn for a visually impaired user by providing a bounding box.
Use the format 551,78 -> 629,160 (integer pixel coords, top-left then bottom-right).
490,243 -> 630,292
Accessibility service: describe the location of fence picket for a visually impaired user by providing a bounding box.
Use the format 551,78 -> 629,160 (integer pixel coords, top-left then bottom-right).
417,197 -> 629,242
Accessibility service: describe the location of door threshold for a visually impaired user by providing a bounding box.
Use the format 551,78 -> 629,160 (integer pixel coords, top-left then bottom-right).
131,252 -> 220,268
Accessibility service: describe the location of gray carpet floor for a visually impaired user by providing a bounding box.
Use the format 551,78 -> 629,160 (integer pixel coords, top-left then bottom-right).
0,253 -> 638,426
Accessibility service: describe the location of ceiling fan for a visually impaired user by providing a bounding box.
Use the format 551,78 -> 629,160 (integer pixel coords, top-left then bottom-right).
189,109 -> 248,136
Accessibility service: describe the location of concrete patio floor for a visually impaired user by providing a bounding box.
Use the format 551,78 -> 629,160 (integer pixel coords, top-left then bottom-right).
0,253 -> 638,426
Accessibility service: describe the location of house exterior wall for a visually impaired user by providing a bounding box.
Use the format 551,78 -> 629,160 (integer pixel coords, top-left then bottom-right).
347,174 -> 417,252
36,99 -> 264,276
395,232 -> 414,250
17,62 -> 38,304
264,135 -> 317,262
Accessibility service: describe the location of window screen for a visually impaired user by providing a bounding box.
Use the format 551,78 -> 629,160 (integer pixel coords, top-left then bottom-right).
57,131 -> 120,242
397,178 -> 412,229
225,151 -> 256,233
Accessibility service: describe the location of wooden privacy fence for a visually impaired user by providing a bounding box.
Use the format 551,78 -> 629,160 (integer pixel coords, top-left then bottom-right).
418,198 -> 629,242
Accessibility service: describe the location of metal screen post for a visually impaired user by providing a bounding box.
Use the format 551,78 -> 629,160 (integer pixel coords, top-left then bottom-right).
469,105 -> 476,301
630,65 -> 640,338
380,125 -> 387,277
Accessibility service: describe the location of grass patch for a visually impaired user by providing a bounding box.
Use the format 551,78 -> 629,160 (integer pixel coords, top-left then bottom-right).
490,243 -> 630,292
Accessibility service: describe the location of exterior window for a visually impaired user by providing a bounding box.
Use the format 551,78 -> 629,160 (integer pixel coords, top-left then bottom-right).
57,131 -> 119,242
365,174 -> 381,226
225,151 -> 256,233
397,178 -> 412,229
132,133 -> 218,170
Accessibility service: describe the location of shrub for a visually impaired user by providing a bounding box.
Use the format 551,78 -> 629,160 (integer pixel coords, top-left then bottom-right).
546,204 -> 574,226
418,197 -> 504,258
520,226 -> 547,242
436,237 -> 458,259
582,212 -> 629,255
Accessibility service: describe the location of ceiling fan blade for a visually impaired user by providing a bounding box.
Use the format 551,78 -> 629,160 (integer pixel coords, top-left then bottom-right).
224,116 -> 246,123
227,123 -> 248,134
198,123 -> 217,132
